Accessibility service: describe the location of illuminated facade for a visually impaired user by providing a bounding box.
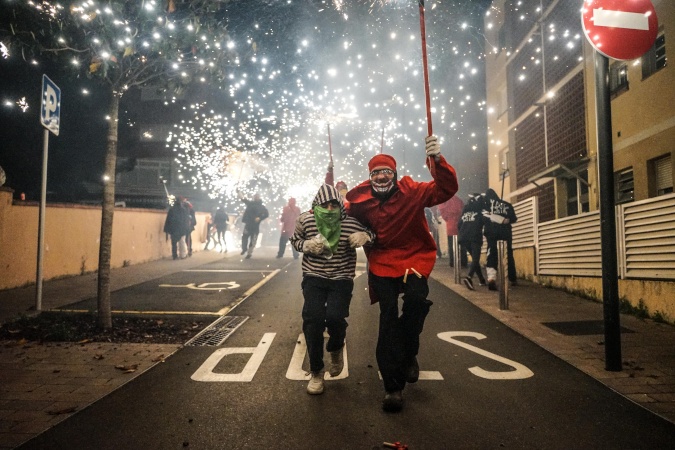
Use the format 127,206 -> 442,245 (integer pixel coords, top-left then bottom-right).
484,0 -> 673,221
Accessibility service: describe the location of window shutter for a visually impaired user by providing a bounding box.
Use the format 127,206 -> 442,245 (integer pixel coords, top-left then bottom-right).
656,155 -> 672,193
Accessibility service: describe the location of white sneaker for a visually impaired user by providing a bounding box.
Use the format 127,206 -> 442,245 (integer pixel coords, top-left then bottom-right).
307,372 -> 325,395
328,348 -> 344,377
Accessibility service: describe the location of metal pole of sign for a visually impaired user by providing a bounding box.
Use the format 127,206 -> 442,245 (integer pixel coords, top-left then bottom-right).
452,235 -> 460,284
594,51 -> 622,371
35,129 -> 49,311
498,240 -> 508,310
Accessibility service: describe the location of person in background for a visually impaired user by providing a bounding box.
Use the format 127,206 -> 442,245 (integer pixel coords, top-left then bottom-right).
458,193 -> 486,290
290,184 -> 374,395
438,195 -> 467,267
345,135 -> 458,412
213,206 -> 229,253
183,199 -> 197,257
424,206 -> 442,258
277,197 -> 301,259
325,160 -> 350,209
482,188 -> 518,290
203,209 -> 216,251
163,197 -> 190,260
239,193 -> 269,259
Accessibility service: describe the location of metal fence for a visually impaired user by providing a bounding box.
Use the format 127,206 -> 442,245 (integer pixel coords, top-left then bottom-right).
513,192 -> 675,280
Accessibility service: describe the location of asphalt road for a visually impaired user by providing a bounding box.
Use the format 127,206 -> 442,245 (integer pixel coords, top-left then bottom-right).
21,251 -> 675,449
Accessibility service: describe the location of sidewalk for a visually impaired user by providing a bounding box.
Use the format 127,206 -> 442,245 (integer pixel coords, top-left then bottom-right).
432,264 -> 675,426
0,251 -> 227,449
1,253 -> 674,448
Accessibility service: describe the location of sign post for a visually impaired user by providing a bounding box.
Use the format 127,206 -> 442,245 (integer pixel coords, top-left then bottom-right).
36,75 -> 61,311
582,0 -> 658,371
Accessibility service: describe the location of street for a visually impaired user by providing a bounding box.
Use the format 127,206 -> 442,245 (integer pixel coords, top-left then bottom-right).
18,250 -> 675,449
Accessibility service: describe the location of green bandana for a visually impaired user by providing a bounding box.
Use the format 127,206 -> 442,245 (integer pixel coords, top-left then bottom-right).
313,205 -> 341,254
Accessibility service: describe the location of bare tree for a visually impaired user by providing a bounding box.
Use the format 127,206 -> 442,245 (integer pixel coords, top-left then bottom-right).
1,0 -> 238,328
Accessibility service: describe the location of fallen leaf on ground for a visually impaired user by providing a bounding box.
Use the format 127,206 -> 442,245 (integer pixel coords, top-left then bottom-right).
115,364 -> 139,373
47,406 -> 78,415
93,354 -> 104,360
152,354 -> 166,363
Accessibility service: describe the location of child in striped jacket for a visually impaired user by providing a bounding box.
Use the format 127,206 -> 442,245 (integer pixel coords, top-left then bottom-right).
290,184 -> 374,395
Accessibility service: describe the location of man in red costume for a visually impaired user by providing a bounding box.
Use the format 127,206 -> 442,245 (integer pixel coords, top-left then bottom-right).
346,135 -> 458,412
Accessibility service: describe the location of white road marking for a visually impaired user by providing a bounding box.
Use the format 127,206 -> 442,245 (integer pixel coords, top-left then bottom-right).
191,333 -> 276,382
217,268 -> 282,315
286,333 -> 349,380
185,269 -> 275,273
438,331 -> 534,380
159,281 -> 240,290
593,9 -> 649,30
377,371 -> 444,381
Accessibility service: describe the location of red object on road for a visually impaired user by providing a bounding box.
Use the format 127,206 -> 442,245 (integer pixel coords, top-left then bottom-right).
383,441 -> 408,450
582,0 -> 658,61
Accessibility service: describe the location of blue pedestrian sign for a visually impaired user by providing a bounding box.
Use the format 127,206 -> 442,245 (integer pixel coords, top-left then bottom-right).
41,74 -> 61,136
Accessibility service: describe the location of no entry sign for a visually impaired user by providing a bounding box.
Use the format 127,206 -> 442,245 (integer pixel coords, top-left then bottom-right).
582,0 -> 658,61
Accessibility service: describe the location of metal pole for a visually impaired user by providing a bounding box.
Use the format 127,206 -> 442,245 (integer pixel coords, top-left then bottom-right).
498,240 -> 508,310
452,235 -> 460,284
35,128 -> 49,311
418,0 -> 433,136
594,51 -> 622,371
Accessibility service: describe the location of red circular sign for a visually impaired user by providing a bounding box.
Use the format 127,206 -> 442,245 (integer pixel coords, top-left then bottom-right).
582,0 -> 658,61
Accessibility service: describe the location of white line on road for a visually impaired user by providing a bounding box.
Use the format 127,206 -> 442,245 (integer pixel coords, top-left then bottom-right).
185,269 -> 276,273
217,265 -> 288,315
593,9 -> 649,30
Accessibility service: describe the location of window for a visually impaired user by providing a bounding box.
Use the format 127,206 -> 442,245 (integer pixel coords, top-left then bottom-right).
499,147 -> 510,175
615,168 -> 634,204
566,170 -> 589,216
653,154 -> 673,196
642,33 -> 666,80
497,25 -> 506,56
609,62 -> 629,98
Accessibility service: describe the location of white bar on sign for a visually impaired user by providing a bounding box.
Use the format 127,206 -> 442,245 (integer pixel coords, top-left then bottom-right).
593,9 -> 649,30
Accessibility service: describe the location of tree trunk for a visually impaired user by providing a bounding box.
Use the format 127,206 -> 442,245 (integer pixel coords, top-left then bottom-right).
96,91 -> 120,329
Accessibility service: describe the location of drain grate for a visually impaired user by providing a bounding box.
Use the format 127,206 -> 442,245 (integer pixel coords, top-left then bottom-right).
185,316 -> 249,346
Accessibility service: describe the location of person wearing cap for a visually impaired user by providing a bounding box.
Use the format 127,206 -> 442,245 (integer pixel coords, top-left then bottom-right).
345,135 -> 459,412
290,184 -> 375,395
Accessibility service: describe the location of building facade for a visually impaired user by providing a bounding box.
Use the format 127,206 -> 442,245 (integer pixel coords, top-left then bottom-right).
483,0 -> 675,321
484,0 -> 673,217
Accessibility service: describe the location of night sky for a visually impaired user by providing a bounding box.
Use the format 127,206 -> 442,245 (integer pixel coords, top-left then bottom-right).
0,0 -> 493,206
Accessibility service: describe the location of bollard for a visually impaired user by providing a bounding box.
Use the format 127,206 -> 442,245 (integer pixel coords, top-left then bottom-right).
498,240 -> 509,310
453,235 -> 461,284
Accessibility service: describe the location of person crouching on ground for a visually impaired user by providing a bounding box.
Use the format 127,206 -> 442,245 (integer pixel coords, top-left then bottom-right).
290,184 -> 375,395
345,135 -> 459,412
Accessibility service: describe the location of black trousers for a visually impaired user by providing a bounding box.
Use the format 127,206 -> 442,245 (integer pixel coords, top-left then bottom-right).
486,237 -> 516,282
465,240 -> 486,283
447,235 -> 468,267
301,276 -> 353,373
369,272 -> 432,393
241,225 -> 260,255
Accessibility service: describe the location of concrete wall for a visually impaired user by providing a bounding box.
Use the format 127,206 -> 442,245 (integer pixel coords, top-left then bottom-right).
0,188 -> 208,291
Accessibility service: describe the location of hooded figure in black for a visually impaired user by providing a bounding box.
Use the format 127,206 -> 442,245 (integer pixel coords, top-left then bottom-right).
239,193 -> 269,259
482,188 -> 518,290
458,193 -> 487,289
